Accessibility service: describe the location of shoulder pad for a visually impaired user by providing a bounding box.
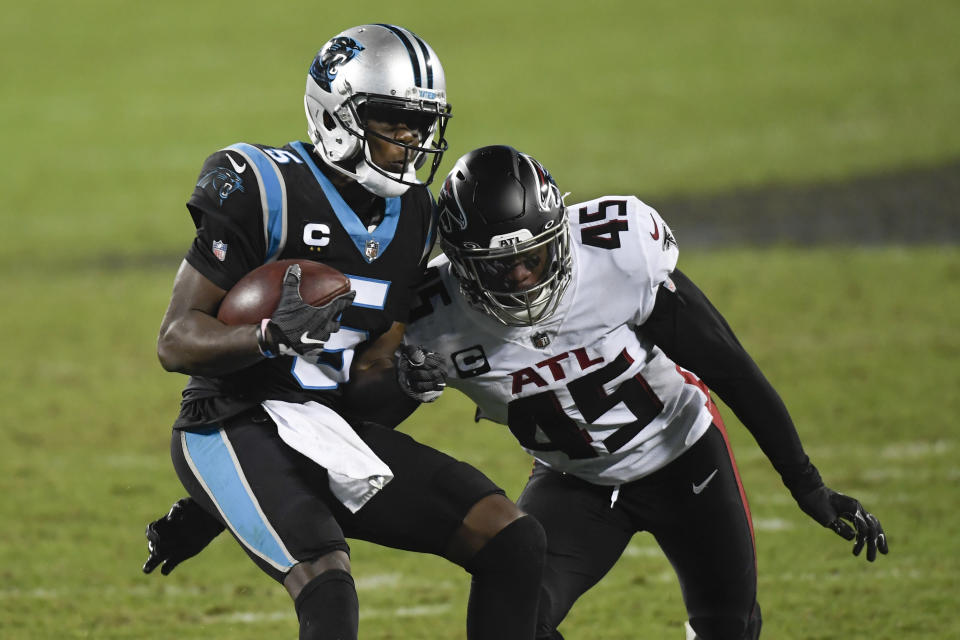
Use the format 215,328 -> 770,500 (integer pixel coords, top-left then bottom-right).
569,195 -> 678,284
193,146 -> 255,210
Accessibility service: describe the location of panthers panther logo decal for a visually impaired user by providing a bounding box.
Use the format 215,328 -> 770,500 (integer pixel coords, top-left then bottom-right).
197,167 -> 245,206
310,37 -> 365,92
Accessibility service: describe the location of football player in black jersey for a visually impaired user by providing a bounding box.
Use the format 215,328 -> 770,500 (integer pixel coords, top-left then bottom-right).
147,145 -> 888,640
146,26 -> 546,640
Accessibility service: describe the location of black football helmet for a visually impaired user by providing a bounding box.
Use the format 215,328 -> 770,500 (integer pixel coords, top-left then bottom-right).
437,145 -> 571,326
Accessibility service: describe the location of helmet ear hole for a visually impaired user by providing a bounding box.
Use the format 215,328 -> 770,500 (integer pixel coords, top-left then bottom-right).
322,111 -> 337,131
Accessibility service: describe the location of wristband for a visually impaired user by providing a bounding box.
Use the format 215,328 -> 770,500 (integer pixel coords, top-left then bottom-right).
257,319 -> 277,358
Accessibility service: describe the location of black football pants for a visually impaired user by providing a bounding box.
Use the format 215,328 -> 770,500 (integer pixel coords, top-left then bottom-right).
171,406 -> 503,583
519,423 -> 760,640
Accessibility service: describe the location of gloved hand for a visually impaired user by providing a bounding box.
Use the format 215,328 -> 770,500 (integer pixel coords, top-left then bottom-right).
397,343 -> 446,403
262,263 -> 356,361
142,497 -> 226,576
794,486 -> 889,561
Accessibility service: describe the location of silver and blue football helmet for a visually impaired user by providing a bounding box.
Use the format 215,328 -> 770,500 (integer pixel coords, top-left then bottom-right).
304,24 -> 451,197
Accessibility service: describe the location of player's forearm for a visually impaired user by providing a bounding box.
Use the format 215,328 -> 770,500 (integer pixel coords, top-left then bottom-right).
157,258 -> 267,376
341,358 -> 420,428
157,310 -> 264,377
643,269 -> 817,485
702,357 -> 815,482
337,322 -> 422,427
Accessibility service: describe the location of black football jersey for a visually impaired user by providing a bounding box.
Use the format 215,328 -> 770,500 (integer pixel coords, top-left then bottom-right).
173,141 -> 437,428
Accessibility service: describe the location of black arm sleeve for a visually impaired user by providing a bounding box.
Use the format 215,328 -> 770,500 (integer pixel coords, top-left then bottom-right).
642,268 -> 823,497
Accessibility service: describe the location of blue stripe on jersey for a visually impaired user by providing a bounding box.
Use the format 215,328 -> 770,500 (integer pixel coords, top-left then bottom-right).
422,199 -> 438,262
289,141 -> 401,263
226,143 -> 286,262
182,428 -> 295,571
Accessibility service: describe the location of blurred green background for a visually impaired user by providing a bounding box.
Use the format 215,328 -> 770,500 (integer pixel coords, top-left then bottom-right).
4,0 -> 959,266
1,1 -> 957,638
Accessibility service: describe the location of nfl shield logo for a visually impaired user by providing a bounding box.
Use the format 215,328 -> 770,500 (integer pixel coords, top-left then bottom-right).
364,239 -> 380,261
211,240 -> 228,262
531,332 -> 551,348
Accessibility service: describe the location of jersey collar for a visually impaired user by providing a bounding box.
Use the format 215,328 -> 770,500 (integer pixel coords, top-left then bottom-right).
290,141 -> 400,263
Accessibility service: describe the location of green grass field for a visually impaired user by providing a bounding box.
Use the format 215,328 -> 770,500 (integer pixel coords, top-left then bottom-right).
1,1 -> 958,638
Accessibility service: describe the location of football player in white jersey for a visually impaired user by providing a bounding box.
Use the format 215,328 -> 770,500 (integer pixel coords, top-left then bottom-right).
142,144 -> 889,639
401,145 -> 888,639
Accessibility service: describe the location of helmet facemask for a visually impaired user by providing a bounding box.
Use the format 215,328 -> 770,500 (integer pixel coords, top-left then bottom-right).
346,96 -> 450,197
446,212 -> 572,327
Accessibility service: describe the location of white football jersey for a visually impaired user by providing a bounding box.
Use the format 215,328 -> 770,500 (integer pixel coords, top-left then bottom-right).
406,195 -> 715,485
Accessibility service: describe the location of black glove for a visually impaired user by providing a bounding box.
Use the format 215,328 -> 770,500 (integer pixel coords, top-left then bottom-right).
794,486 -> 889,561
397,343 -> 446,402
262,264 -> 356,361
142,497 -> 226,576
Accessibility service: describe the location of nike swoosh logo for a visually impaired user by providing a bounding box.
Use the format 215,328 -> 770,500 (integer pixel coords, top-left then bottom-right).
649,212 -> 660,241
226,153 -> 246,173
692,469 -> 718,495
300,332 -> 326,345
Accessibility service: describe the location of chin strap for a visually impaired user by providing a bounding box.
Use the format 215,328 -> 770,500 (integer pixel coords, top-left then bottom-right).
308,137 -> 417,198
356,161 -> 412,197
355,145 -> 416,197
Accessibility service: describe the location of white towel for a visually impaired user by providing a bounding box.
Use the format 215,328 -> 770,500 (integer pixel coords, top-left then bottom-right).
261,400 -> 393,513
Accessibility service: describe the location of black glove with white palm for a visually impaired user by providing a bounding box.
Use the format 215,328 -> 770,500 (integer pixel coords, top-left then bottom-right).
397,343 -> 446,402
786,463 -> 889,562
259,264 -> 356,362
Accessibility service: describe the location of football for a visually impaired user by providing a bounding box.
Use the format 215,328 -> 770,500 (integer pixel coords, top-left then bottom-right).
216,259 -> 352,325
